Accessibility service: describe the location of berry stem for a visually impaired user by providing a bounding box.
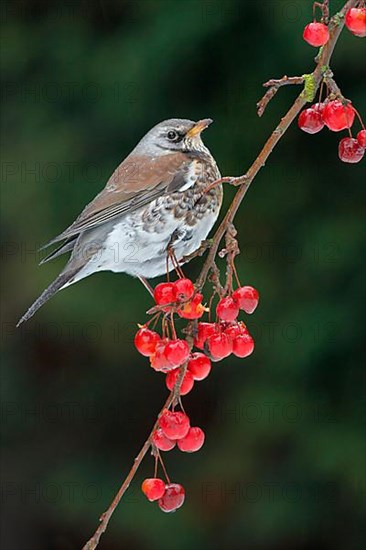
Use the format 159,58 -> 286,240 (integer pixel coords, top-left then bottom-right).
162,316 -> 168,340
177,395 -> 186,415
146,312 -> 161,331
318,78 -> 325,104
157,452 -> 171,484
207,293 -> 216,322
232,262 -> 242,289
170,312 -> 177,340
153,453 -> 158,478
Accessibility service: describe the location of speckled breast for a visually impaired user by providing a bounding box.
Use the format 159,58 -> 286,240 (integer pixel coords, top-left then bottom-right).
141,155 -> 223,234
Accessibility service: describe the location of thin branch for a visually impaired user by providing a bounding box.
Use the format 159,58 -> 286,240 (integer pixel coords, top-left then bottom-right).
197,0 -> 357,291
82,335 -> 193,550
314,0 -> 330,23
257,75 -> 305,117
83,386 -> 178,549
82,1 -> 357,548
322,68 -> 348,99
219,223 -> 240,294
82,393 -> 171,550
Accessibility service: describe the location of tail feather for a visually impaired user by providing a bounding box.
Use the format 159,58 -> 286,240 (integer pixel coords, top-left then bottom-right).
16,269 -> 79,327
39,238 -> 76,265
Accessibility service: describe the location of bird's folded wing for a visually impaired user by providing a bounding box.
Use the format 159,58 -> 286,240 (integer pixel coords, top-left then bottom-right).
41,151 -> 190,249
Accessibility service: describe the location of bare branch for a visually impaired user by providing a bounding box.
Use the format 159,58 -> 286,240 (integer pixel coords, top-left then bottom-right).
257,75 -> 305,117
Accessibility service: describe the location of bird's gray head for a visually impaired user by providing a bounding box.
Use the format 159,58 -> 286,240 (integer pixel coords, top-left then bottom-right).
135,118 -> 213,156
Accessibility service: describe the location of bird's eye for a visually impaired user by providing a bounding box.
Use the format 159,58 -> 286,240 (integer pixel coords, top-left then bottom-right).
167,130 -> 179,141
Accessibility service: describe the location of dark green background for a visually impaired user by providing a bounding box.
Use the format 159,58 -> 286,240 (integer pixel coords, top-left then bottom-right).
1,1 -> 365,549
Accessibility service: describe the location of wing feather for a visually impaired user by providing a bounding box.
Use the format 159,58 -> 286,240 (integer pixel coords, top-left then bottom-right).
41,152 -> 189,249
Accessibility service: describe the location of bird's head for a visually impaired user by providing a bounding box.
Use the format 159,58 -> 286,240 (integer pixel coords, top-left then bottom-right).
136,118 -> 213,156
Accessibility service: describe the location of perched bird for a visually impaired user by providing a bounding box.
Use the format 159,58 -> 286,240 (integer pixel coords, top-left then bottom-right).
17,118 -> 223,326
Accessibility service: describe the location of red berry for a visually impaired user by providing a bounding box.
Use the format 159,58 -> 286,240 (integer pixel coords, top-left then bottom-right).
141,478 -> 166,501
323,100 -> 355,132
313,102 -> 326,115
174,278 -> 194,301
224,322 -> 248,339
187,353 -> 211,381
177,293 -> 206,319
224,324 -> 241,339
164,339 -> 190,367
338,138 -> 365,164
303,22 -> 330,47
345,7 -> 366,37
177,427 -> 205,452
159,409 -> 190,440
232,333 -> 255,358
194,322 -> 216,349
134,327 -> 160,356
298,107 -> 324,134
207,332 -> 233,360
158,483 -> 185,513
232,286 -> 259,314
152,428 -> 176,451
357,129 -> 366,149
150,340 -> 175,372
153,282 -> 177,306
216,296 -> 240,322
166,369 -> 194,395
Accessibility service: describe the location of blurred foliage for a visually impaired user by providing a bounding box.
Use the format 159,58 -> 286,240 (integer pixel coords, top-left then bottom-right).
1,1 -> 365,549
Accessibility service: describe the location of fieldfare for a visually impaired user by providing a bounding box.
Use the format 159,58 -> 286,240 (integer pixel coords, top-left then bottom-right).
17,118 -> 223,326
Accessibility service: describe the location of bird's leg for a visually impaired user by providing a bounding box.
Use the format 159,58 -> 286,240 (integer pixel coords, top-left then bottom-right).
172,250 -> 185,278
165,235 -> 174,280
165,252 -> 170,282
138,276 -> 154,297
166,243 -> 185,279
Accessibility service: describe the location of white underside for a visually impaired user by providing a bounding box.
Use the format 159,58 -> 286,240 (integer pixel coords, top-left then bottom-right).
70,206 -> 218,283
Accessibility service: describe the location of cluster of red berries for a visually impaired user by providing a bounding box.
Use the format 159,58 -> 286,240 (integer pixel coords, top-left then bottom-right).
153,409 -> 205,452
135,326 -> 193,378
136,280 -> 259,513
153,278 -> 206,319
303,7 -> 366,48
298,99 -> 366,163
195,319 -> 255,361
135,282 -> 259,393
198,285 -> 258,360
141,409 -> 204,511
141,479 -> 185,513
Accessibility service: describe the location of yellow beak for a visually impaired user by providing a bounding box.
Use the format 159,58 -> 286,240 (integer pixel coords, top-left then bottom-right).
186,118 -> 213,138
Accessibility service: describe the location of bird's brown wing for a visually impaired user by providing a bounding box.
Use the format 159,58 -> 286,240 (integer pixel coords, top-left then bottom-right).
42,152 -> 190,248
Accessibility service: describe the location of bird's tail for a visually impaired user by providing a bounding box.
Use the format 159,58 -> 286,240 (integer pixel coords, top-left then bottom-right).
16,268 -> 79,327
